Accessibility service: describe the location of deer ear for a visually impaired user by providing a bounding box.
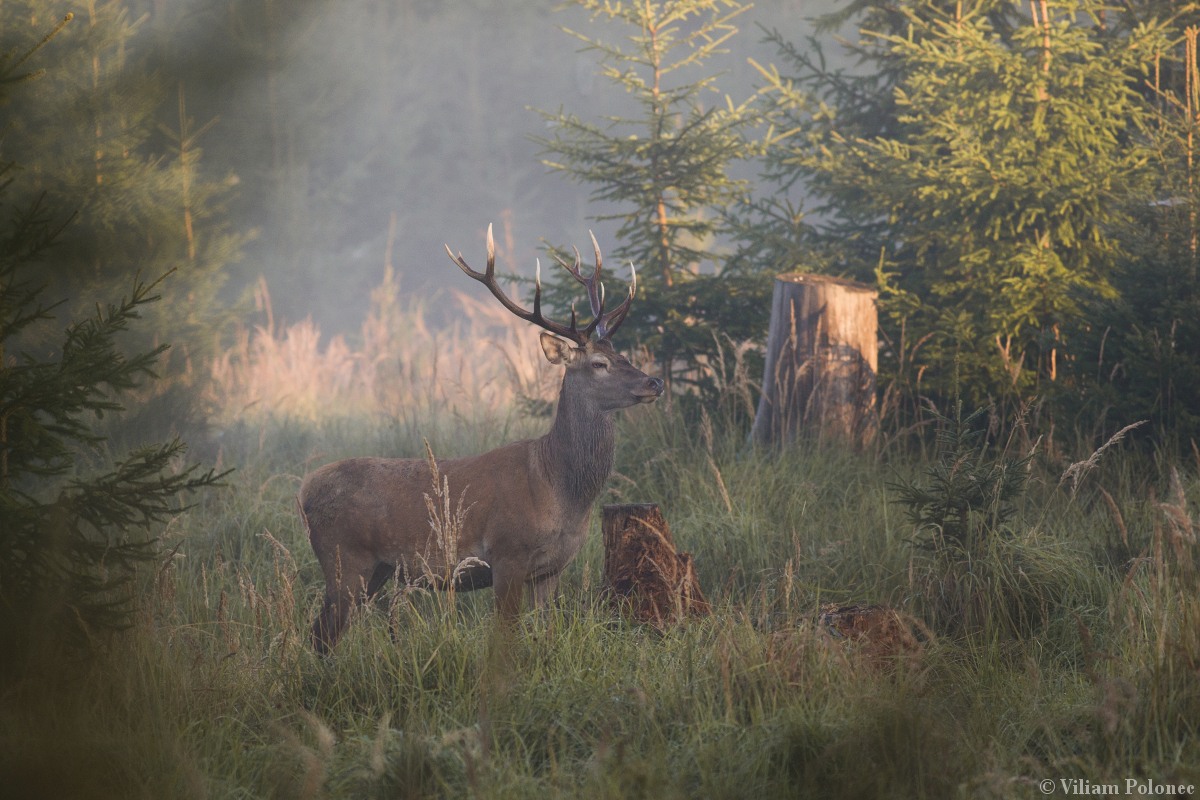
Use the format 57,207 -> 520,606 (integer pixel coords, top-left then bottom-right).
539,332 -> 578,365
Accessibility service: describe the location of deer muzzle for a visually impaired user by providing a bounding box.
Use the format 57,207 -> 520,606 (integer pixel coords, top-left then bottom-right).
632,377 -> 665,403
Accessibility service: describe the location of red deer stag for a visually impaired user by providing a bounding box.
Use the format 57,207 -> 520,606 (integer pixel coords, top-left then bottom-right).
300,225 -> 663,652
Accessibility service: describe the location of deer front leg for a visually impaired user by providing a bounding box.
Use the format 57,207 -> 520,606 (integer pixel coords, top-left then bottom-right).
491,562 -> 526,623
528,572 -> 561,609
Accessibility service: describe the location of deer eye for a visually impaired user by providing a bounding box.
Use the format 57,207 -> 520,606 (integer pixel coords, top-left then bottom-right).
590,358 -> 609,371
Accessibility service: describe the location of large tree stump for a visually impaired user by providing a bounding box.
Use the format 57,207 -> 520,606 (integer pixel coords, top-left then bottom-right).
602,504 -> 709,626
751,273 -> 878,449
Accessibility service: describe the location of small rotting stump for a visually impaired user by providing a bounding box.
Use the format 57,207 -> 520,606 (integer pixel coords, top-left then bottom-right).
602,503 -> 710,626
818,602 -> 932,667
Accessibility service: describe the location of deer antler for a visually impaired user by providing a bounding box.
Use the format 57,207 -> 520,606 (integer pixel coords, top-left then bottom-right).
549,231 -> 635,342
445,224 -> 636,345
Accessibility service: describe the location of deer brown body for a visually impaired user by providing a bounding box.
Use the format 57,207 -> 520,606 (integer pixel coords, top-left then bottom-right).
300,227 -> 662,652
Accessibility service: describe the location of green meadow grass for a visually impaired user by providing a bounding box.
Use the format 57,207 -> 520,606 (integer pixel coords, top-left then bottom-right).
5,397 -> 1199,799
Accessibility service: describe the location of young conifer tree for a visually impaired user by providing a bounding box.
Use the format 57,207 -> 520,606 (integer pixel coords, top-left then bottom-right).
1067,4 -> 1200,444
0,0 -> 248,372
0,15 -> 225,655
748,0 -> 1173,427
535,0 -> 765,386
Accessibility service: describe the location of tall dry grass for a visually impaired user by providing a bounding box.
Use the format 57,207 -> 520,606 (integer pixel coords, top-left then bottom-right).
206,268 -> 560,426
17,241 -> 1195,798
10,319 -> 1200,798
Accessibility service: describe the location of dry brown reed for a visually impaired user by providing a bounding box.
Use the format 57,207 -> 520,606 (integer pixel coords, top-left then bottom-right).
272,710 -> 337,800
1058,420 -> 1147,497
205,273 -> 559,425
418,438 -> 485,597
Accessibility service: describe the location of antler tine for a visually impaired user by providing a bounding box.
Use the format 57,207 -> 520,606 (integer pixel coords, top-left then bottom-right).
587,231 -> 606,319
552,241 -> 606,318
445,223 -> 588,345
533,258 -> 552,323
597,262 -> 637,341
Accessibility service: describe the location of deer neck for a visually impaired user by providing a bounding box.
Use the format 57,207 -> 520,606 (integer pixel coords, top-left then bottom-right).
538,380 -> 615,510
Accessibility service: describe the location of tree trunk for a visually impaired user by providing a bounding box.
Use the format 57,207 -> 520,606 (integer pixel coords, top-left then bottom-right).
752,274 -> 878,449
602,503 -> 709,626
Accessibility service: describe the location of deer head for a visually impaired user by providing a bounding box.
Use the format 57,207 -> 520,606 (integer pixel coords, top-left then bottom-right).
444,224 -> 663,411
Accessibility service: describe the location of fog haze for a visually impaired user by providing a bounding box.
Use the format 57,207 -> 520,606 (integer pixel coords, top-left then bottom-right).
167,0 -> 842,334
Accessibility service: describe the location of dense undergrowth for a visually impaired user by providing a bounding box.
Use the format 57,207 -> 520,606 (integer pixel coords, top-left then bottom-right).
3,381 -> 1199,799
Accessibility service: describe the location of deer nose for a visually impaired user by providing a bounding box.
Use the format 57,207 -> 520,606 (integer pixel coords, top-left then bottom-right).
633,376 -> 665,402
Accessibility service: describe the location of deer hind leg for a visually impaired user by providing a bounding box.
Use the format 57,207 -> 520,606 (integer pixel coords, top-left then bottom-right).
311,549 -> 386,654
365,562 -> 397,602
311,593 -> 350,655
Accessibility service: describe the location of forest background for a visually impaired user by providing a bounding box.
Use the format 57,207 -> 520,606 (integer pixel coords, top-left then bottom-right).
3,0 -> 1197,441
3,1 -> 1200,798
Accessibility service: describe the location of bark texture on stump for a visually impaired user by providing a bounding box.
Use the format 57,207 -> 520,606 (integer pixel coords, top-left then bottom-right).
752,273 -> 879,449
602,503 -> 709,626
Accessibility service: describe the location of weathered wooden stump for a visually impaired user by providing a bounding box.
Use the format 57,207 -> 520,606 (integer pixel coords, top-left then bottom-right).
602,503 -> 709,625
752,273 -> 878,449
